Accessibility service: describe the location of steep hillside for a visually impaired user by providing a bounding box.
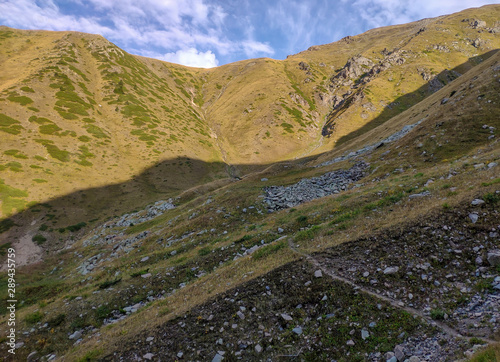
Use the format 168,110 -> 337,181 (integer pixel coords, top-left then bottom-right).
0,4 -> 499,362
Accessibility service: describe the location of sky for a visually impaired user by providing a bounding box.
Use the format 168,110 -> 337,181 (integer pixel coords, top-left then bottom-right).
0,0 -> 499,68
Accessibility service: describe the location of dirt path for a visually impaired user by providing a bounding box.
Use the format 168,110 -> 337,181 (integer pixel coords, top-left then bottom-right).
288,239 -> 496,344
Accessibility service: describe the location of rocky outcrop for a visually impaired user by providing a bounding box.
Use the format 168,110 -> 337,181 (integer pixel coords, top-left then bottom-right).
264,162 -> 368,211
330,55 -> 374,88
463,18 -> 487,29
298,61 -> 311,75
317,118 -> 424,167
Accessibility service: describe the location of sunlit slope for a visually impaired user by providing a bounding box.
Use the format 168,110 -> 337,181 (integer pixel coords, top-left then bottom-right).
0,28 -> 224,218
0,4 -> 499,219
284,4 -> 500,151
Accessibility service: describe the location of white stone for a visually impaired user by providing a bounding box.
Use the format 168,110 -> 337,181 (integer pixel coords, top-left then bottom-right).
69,331 -> 82,340
383,266 -> 399,275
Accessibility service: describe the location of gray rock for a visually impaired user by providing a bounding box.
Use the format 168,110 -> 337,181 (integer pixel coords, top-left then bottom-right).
346,339 -> 355,346
314,270 -> 323,278
487,250 -> 500,267
212,353 -> 224,362
409,191 -> 431,199
394,344 -> 405,361
261,178 -> 268,182
292,326 -> 303,335
177,351 -> 184,358
143,353 -> 154,360
469,213 -> 479,223
27,351 -> 39,362
385,352 -> 395,360
255,344 -> 263,353
488,162 -> 498,168
408,357 -> 420,362
237,311 -> 245,320
384,266 -> 399,275
387,357 -> 397,362
471,199 -> 485,205
69,330 -> 82,340
281,313 -> 293,321
361,329 -> 369,340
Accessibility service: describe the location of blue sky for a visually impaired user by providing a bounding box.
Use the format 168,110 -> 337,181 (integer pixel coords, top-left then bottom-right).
0,0 -> 498,68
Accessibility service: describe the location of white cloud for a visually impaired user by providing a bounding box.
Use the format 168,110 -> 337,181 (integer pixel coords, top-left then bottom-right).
350,0 -> 498,29
0,0 -> 113,35
161,48 -> 219,68
241,40 -> 274,57
2,0 -> 494,66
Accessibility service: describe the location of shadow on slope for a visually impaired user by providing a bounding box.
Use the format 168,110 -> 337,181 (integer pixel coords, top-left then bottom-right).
1,51 -> 499,259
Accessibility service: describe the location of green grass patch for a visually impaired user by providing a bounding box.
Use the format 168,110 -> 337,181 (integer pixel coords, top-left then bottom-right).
481,178 -> 500,186
35,139 -> 70,162
0,242 -> 13,256
7,94 -> 33,105
430,308 -> 446,320
3,149 -> 28,159
252,240 -> 287,260
24,311 -> 43,325
0,113 -> 23,135
295,225 -> 322,241
84,124 -> 109,139
32,234 -> 47,244
0,179 -> 28,215
198,247 -> 211,256
0,219 -> 16,234
130,269 -> 150,278
98,278 -> 122,289
78,349 -> 103,362
483,192 -> 499,204
282,104 -> 306,127
39,123 -> 62,135
20,86 -> 35,93
280,122 -> 294,133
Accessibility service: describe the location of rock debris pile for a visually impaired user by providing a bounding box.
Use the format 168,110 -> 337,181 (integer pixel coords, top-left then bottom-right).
264,162 -> 368,211
317,119 -> 423,168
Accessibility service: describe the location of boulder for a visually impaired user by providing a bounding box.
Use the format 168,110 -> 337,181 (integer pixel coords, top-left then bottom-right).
487,250 -> 500,267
